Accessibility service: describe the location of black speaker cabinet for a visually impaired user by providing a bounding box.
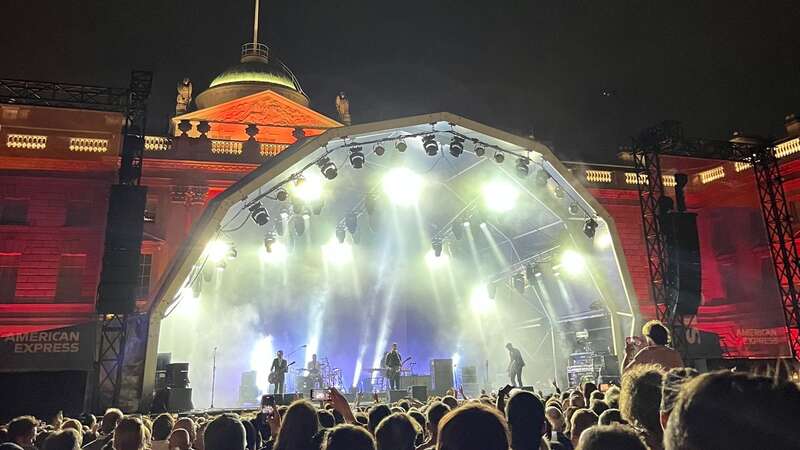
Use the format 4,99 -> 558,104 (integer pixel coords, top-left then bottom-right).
664,212 -> 702,315
389,390 -> 407,403
409,385 -> 428,402
430,359 -> 454,396
167,387 -> 193,412
97,184 -> 147,314
166,363 -> 190,388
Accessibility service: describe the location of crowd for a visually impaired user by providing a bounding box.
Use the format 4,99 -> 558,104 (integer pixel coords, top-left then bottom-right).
2,322 -> 800,450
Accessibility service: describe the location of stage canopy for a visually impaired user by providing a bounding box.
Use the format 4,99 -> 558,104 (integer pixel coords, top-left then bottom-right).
150,112 -> 640,408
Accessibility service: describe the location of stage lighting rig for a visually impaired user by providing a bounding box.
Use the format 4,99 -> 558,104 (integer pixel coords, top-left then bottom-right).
535,169 -> 549,187
335,226 -> 346,244
512,273 -> 526,294
423,135 -> 439,156
583,217 -> 598,239
525,263 -> 542,282
449,137 -> 464,157
568,203 -> 580,216
396,140 -> 407,152
317,157 -> 338,180
264,233 -> 277,253
474,146 -> 486,157
345,213 -> 358,234
349,147 -> 365,168
431,239 -> 443,257
248,202 -> 270,226
494,151 -> 505,163
554,186 -> 565,199
374,145 -> 386,156
515,158 -> 530,177
276,189 -> 288,201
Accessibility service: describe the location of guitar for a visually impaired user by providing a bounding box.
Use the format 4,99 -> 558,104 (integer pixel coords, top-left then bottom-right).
268,361 -> 295,384
386,356 -> 412,379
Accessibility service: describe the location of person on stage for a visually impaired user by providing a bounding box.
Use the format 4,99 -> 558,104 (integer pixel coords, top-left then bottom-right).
506,342 -> 525,387
270,350 -> 289,394
307,353 -> 322,388
384,343 -> 402,390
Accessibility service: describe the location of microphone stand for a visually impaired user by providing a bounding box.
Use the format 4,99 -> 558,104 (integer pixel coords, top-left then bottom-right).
285,345 -> 307,393
210,347 -> 218,409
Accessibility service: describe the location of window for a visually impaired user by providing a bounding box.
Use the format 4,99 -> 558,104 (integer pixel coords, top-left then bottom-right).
137,254 -> 152,299
0,254 -> 20,302
65,201 -> 92,227
0,199 -> 28,225
144,198 -> 158,223
55,255 -> 85,302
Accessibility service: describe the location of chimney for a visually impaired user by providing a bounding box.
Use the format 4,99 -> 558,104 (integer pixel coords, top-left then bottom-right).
786,114 -> 800,138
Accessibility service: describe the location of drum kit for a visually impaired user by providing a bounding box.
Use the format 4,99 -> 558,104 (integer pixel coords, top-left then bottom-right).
294,357 -> 343,390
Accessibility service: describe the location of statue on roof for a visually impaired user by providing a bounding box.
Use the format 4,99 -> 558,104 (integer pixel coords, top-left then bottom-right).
335,91 -> 351,125
176,78 -> 193,115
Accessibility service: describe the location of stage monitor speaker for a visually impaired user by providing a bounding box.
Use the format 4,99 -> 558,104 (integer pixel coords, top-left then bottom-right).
389,390 -> 408,403
409,385 -> 427,402
166,363 -> 190,388
665,212 -> 701,315
430,359 -> 454,396
97,184 -> 147,314
461,366 -> 477,384
167,387 -> 193,412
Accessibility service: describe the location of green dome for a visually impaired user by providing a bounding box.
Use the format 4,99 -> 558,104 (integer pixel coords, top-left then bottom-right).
208,60 -> 300,91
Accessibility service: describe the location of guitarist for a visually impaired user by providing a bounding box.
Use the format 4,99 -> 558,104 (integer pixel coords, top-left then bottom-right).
383,343 -> 402,390
270,350 -> 289,394
506,342 -> 525,387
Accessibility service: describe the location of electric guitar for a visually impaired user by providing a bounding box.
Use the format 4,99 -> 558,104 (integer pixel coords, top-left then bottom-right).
386,356 -> 412,379
268,361 -> 295,384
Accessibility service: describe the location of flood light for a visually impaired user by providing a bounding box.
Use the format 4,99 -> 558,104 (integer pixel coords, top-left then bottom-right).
449,137 -> 464,157
470,285 -> 495,313
349,147 -> 365,168
560,249 -> 586,275
425,249 -> 449,268
515,158 -> 529,177
249,202 -> 270,226
292,173 -> 323,202
206,240 -> 230,263
318,157 -> 338,180
383,167 -> 423,206
423,135 -> 438,156
583,218 -> 598,239
323,238 -> 353,264
482,181 -> 519,213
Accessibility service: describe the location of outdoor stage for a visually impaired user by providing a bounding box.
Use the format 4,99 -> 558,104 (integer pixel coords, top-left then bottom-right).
149,113 -> 640,409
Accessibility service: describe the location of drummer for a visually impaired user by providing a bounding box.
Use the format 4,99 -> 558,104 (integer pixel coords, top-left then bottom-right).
307,353 -> 323,388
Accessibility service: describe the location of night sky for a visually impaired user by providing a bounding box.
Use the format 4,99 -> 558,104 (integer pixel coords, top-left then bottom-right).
1,0 -> 798,162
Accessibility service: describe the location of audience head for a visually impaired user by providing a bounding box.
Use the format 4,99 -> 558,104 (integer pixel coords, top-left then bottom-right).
204,414 -> 245,450
7,416 -> 37,448
575,424 -> 648,450
317,410 -> 335,429
589,399 -> 609,416
59,420 -> 81,435
368,404 -> 392,434
113,417 -> 145,450
323,424 -> 375,450
568,394 -> 585,409
241,421 -> 259,450
42,429 -> 81,450
425,401 -> 450,439
664,370 -> 800,450
173,418 -> 197,445
642,320 -> 670,346
620,364 -> 664,447
545,406 -> 565,433
582,382 -> 597,403
168,429 -> 191,450
273,400 -> 319,450
101,409 -> 124,435
438,403 -> 509,450
660,367 -> 699,429
374,413 -> 418,450
570,409 -> 599,446
604,386 -> 621,409
598,408 -> 626,426
505,390 -> 545,450
441,396 -> 458,410
152,414 -> 175,441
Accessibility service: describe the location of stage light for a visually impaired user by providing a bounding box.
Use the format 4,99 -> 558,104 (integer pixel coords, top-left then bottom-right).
583,217 -> 598,239
260,239 -> 287,263
345,213 -> 358,234
335,226 -> 346,243
535,169 -> 549,187
568,203 -> 580,215
559,249 -> 586,276
554,186 -> 565,199
323,238 -> 353,264
449,137 -> 464,157
396,140 -> 407,152
349,147 -> 365,168
374,145 -> 385,156
177,287 -> 199,316
515,158 -> 529,177
452,221 -> 464,240
292,172 -> 323,202
205,240 -> 230,263
595,230 -> 612,249
422,135 -> 438,156
383,167 -> 423,206
249,202 -> 270,226
264,233 -> 277,253
317,157 -> 338,180
425,249 -> 449,268
482,181 -> 519,213
431,239 -> 443,257
470,285 -> 495,313
276,189 -> 288,201
294,216 -> 305,236
512,273 -> 526,294
474,146 -> 486,157
525,263 -> 542,282
451,352 -> 461,367
494,151 -> 505,163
